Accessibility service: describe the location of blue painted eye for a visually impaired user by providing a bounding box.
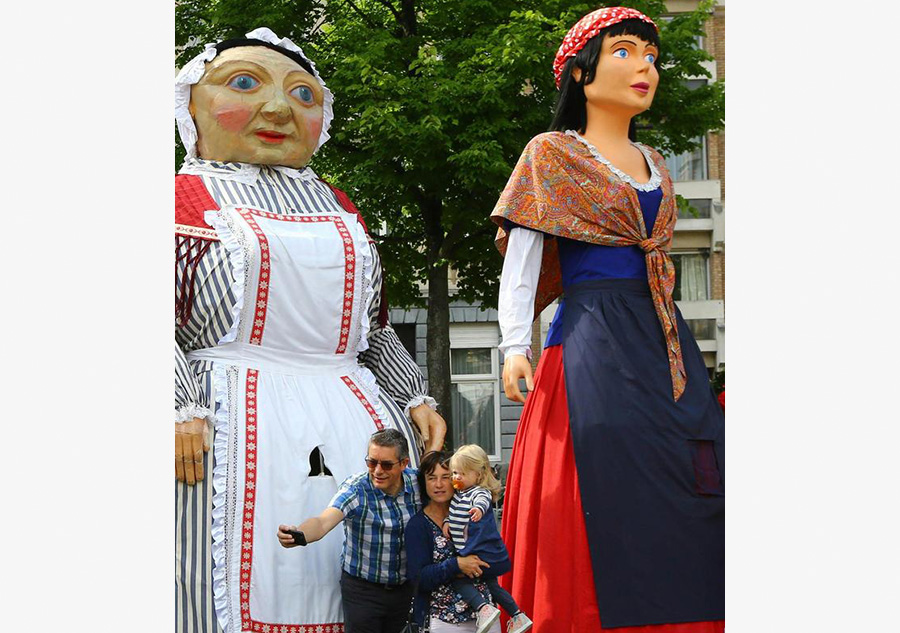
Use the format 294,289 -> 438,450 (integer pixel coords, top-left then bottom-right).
645,53 -> 656,64
613,48 -> 629,59
227,74 -> 259,91
290,85 -> 315,105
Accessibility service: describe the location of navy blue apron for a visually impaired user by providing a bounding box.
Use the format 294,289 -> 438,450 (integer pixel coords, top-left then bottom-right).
561,278 -> 724,627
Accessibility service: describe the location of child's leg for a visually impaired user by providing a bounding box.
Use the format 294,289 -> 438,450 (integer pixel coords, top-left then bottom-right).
484,578 -> 521,617
450,577 -> 489,612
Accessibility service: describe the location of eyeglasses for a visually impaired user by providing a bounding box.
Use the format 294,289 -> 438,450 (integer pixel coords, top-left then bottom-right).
365,457 -> 401,470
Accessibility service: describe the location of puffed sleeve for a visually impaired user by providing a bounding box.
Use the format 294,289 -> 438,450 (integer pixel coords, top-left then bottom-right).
358,239 -> 437,418
498,227 -> 544,360
175,233 -> 215,423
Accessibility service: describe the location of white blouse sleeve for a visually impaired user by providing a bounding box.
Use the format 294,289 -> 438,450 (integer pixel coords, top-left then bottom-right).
498,227 -> 544,360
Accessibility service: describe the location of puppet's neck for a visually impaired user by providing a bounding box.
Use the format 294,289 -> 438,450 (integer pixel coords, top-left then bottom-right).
582,106 -> 633,151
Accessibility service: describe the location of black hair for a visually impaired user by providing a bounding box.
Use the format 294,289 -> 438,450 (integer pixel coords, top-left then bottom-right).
214,38 -> 316,77
549,18 -> 661,139
369,428 -> 410,461
416,450 -> 452,505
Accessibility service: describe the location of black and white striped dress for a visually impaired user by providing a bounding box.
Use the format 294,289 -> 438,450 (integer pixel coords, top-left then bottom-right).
175,158 -> 434,633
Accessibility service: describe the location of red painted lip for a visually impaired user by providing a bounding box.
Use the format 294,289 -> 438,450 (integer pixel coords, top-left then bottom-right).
631,82 -> 650,94
256,131 -> 287,143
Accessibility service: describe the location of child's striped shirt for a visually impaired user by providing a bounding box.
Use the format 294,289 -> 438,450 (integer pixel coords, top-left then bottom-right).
447,485 -> 493,550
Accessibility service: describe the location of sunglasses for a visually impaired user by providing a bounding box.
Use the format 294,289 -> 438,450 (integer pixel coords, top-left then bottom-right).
365,457 -> 401,470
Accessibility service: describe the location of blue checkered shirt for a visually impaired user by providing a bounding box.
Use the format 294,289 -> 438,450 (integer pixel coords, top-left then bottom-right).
330,468 -> 421,584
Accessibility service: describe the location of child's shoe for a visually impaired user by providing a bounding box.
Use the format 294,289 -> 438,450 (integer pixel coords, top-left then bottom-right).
506,612 -> 533,633
475,604 -> 501,633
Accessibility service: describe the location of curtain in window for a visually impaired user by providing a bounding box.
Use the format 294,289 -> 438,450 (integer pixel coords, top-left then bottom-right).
451,382 -> 496,454
676,254 -> 709,302
451,349 -> 493,375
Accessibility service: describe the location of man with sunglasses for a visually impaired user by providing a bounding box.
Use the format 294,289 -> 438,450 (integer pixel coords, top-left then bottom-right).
277,428 -> 421,633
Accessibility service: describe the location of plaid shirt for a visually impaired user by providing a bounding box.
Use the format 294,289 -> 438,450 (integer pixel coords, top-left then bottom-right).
330,468 -> 421,585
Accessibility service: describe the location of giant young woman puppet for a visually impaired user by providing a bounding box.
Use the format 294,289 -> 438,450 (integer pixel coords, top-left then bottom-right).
174,28 -> 446,633
492,8 -> 724,632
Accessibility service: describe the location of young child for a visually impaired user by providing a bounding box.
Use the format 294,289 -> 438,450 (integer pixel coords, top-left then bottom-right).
442,445 -> 533,633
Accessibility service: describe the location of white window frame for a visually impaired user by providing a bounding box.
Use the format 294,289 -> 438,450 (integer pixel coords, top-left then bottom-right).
449,324 -> 502,462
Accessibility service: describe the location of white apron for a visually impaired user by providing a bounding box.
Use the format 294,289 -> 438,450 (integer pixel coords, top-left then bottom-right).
189,205 -> 397,633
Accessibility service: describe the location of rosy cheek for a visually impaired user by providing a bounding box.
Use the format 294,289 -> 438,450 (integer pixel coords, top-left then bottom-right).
306,118 -> 323,143
213,104 -> 254,132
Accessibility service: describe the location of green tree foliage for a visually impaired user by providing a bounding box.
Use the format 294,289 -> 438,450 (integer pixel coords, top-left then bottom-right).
175,0 -> 724,420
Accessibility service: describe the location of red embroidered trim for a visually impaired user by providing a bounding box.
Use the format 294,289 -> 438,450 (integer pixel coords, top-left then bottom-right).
237,210 -> 355,353
237,211 -> 271,346
321,182 -> 389,329
239,369 -> 345,633
240,369 -> 259,630
175,223 -> 219,240
341,376 -> 385,430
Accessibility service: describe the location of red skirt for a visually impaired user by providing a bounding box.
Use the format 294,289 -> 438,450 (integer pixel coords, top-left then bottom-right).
499,345 -> 724,632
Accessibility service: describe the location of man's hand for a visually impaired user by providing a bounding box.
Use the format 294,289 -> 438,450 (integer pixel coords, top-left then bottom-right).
457,555 -> 490,579
277,508 -> 344,548
502,354 -> 534,404
409,403 -> 447,452
277,524 -> 302,549
469,507 -> 484,522
176,417 -> 209,485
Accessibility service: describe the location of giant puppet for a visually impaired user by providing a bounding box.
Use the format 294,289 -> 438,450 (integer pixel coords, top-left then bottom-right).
174,28 -> 446,633
493,8 -> 725,632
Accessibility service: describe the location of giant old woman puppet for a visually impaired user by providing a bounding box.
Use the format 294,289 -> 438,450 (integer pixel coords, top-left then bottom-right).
492,8 -> 725,632
174,28 -> 446,633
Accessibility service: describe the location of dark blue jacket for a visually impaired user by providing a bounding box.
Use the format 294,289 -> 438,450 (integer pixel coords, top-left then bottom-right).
405,511 -> 461,627
405,507 -> 511,626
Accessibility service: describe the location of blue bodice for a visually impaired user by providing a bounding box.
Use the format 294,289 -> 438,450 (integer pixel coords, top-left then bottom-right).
545,187 -> 663,347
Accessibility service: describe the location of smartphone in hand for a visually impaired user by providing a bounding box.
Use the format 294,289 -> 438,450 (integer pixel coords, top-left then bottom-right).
287,529 -> 307,546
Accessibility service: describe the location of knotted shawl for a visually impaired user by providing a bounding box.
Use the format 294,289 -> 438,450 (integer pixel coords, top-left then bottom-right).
490,131 -> 686,400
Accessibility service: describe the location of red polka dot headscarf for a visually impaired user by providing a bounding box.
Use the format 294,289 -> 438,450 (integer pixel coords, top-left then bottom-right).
553,6 -> 657,88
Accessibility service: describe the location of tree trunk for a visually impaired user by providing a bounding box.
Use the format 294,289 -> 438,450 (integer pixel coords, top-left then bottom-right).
422,193 -> 452,445
425,255 -> 452,445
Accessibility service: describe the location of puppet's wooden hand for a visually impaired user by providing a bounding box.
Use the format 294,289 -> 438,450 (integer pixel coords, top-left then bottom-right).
410,403 -> 447,453
503,354 -> 534,404
175,417 -> 209,485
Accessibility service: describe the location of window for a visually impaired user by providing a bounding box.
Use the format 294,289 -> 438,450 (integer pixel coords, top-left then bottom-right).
684,78 -> 706,91
679,198 -> 712,219
665,137 -> 707,182
686,319 -> 716,340
672,251 -> 710,302
449,326 -> 501,460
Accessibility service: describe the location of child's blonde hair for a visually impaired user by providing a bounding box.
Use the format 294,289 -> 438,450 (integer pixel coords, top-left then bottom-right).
449,444 -> 501,501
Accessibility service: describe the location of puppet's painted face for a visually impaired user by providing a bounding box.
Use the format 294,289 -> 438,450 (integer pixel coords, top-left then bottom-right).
190,46 -> 324,168
578,33 -> 659,117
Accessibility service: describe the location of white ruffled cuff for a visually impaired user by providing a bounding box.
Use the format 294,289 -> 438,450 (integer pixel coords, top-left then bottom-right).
175,404 -> 214,424
404,395 -> 438,419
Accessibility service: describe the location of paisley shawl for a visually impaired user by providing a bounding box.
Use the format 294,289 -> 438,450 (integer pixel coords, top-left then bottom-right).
490,131 -> 687,401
